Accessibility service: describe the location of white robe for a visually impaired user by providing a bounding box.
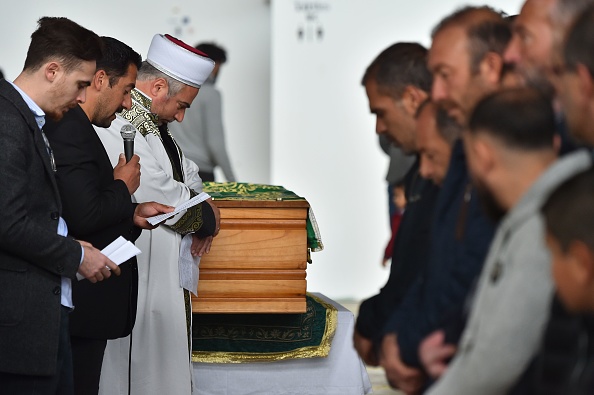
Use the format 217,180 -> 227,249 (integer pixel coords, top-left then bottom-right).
96,113 -> 203,395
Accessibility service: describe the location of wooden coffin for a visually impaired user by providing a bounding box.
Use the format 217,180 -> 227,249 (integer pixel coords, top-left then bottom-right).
192,187 -> 310,314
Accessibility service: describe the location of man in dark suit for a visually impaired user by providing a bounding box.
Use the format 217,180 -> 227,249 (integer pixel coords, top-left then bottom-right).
0,17 -> 121,394
44,37 -> 172,395
354,42 -> 439,368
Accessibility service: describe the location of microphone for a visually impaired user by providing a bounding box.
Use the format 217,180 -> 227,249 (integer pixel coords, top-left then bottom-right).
120,124 -> 136,162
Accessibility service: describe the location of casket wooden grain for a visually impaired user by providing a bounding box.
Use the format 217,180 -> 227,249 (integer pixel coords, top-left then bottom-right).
192,199 -> 310,313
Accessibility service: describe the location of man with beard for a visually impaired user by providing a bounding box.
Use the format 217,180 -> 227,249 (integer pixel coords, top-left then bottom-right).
503,0 -> 594,154
422,88 -> 591,395
0,17 -> 120,394
378,7 -> 507,393
95,34 -> 220,395
354,42 -> 440,368
554,3 -> 594,147
44,37 -> 173,395
507,6 -> 594,394
500,1 -> 594,392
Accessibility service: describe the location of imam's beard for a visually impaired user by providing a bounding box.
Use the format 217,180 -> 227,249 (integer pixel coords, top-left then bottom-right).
473,179 -> 507,223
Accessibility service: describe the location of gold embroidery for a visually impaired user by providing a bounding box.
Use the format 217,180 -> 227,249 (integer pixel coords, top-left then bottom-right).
167,190 -> 205,235
191,293 -> 338,363
119,89 -> 161,139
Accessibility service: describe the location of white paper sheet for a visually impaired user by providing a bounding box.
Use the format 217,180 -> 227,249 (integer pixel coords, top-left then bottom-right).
76,236 -> 141,281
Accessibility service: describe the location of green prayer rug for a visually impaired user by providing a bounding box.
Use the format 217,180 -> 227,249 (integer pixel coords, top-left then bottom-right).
191,293 -> 337,363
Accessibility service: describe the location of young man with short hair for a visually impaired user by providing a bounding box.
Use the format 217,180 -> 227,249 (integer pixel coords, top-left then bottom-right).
0,17 -> 119,394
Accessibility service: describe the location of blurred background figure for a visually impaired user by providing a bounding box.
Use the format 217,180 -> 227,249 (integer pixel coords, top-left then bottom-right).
170,42 -> 236,182
379,134 -> 414,267
382,180 -> 406,267
379,134 -> 414,218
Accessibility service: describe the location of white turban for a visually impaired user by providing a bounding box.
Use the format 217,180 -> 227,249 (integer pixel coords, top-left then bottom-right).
146,34 -> 215,88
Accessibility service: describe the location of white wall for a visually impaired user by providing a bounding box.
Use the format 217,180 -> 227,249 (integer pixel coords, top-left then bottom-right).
0,0 -> 523,301
270,0 -> 523,300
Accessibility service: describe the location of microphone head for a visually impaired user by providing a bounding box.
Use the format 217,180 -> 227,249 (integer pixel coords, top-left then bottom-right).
120,124 -> 136,141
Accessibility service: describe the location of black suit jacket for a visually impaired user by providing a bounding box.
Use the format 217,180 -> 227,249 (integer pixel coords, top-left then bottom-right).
0,79 -> 81,375
45,105 -> 142,339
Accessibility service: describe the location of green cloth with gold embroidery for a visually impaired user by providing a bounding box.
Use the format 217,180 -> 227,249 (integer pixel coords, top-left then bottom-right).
203,182 -> 324,252
191,293 -> 337,363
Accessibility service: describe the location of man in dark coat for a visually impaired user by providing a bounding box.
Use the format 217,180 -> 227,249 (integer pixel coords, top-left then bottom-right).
378,7 -> 508,393
0,17 -> 120,394
354,42 -> 440,366
44,36 -> 172,395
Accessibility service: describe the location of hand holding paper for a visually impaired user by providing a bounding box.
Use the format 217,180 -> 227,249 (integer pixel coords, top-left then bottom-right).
77,241 -> 120,283
77,236 -> 141,281
134,201 -> 175,229
146,192 -> 211,226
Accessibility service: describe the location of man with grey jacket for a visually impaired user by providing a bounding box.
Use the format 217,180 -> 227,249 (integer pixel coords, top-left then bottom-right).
420,88 -> 591,395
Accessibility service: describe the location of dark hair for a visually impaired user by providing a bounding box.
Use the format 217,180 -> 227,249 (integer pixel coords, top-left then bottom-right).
361,42 -> 432,98
415,98 -> 461,145
436,107 -> 462,145
542,166 -> 594,252
23,17 -> 103,72
195,42 -> 227,63
468,88 -> 555,150
432,6 -> 511,74
505,14 -> 517,24
98,37 -> 142,87
564,3 -> 594,77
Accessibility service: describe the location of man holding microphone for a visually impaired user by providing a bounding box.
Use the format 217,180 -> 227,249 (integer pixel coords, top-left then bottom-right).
44,36 -> 173,394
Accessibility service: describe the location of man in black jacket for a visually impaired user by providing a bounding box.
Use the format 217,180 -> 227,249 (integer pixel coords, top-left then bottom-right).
354,42 -> 440,367
378,7 -> 507,393
0,17 -> 121,395
44,36 -> 172,395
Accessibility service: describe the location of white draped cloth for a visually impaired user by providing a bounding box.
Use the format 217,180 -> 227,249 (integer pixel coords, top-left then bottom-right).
96,103 -> 203,395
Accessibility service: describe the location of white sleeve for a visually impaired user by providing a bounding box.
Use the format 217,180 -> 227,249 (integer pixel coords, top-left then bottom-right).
95,117 -> 194,225
182,154 -> 203,193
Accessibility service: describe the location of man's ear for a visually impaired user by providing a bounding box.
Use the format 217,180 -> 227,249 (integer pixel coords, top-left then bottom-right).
471,134 -> 496,175
576,63 -> 594,100
402,85 -> 429,115
44,62 -> 60,83
479,52 -> 504,86
150,77 -> 169,98
568,240 -> 594,285
94,70 -> 106,90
